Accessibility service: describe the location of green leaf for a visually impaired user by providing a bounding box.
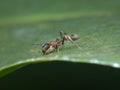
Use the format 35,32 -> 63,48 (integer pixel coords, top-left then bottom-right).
0,0 -> 120,77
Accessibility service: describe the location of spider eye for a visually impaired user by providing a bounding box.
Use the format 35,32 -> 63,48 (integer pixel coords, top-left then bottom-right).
70,34 -> 80,41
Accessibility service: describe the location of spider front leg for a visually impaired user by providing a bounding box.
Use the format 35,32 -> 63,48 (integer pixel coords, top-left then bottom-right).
66,35 -> 80,49
57,46 -> 60,54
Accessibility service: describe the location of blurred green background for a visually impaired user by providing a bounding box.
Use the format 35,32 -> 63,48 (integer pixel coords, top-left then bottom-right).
0,0 -> 120,89
0,0 -> 120,25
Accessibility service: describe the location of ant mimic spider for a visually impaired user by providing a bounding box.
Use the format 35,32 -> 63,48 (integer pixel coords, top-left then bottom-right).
42,31 -> 80,55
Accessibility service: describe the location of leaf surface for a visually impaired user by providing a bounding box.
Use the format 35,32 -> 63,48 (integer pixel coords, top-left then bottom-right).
0,0 -> 120,77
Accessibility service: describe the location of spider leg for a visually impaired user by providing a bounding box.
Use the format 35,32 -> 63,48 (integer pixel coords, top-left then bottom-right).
57,46 -> 60,54
60,31 -> 64,38
54,44 -> 60,54
67,36 -> 80,49
61,38 -> 65,45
